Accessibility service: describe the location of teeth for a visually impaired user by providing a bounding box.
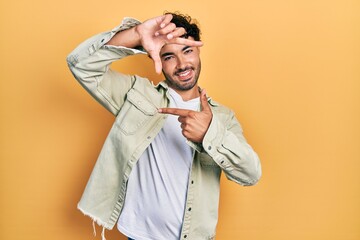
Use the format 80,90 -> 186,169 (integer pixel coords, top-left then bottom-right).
178,70 -> 190,77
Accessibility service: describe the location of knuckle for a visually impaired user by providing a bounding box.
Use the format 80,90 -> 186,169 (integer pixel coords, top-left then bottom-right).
184,118 -> 191,124
188,112 -> 196,118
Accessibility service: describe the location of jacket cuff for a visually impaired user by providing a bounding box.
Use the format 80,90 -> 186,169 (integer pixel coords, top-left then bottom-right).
202,114 -> 233,170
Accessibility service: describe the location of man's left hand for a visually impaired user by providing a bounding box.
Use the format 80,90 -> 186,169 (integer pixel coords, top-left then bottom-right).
158,90 -> 213,143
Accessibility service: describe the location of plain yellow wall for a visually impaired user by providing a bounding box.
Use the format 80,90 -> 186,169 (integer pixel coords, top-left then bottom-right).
1,0 -> 359,239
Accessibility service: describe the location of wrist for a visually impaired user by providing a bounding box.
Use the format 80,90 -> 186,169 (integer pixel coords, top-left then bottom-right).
106,26 -> 142,48
133,25 -> 143,47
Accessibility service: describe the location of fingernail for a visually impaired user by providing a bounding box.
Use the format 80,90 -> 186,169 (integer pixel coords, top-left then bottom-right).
160,23 -> 165,28
158,109 -> 163,113
167,34 -> 173,39
155,32 -> 159,36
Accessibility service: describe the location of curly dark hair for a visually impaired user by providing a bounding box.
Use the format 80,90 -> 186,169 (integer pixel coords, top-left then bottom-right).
164,11 -> 201,41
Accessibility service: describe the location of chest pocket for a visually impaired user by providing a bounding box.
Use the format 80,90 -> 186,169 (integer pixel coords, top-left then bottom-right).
116,88 -> 158,135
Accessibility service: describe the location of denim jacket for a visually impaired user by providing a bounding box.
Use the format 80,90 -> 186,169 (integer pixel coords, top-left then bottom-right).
66,18 -> 261,240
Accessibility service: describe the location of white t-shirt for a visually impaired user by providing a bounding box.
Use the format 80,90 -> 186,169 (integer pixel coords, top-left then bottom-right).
117,88 -> 200,240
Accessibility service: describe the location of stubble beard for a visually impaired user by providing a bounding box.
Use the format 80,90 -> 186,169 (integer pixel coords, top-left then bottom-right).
164,61 -> 202,91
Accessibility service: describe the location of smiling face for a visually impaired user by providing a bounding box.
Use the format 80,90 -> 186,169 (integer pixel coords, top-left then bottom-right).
160,38 -> 201,97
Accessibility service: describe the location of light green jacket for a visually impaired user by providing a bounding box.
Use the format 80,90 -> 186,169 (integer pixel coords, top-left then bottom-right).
66,17 -> 261,240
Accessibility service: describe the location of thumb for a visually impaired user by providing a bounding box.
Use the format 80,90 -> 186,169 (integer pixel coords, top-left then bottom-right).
200,89 -> 211,112
150,52 -> 162,74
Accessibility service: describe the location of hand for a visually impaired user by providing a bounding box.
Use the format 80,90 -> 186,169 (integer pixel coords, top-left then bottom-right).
158,89 -> 212,143
135,14 -> 203,74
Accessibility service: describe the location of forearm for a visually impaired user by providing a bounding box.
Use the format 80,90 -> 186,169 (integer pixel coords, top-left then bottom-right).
105,25 -> 141,48
66,18 -> 146,115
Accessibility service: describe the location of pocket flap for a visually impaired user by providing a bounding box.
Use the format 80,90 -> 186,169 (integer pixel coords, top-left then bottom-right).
126,89 -> 157,115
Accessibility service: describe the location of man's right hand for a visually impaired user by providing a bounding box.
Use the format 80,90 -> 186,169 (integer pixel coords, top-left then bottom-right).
106,14 -> 203,74
134,14 -> 203,74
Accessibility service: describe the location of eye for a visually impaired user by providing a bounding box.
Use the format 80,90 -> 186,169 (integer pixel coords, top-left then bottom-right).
163,55 -> 174,61
184,49 -> 193,54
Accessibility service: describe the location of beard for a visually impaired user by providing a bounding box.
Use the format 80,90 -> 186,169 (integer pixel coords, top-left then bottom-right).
163,61 -> 201,91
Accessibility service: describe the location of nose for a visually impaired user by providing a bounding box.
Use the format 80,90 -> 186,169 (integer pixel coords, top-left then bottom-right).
176,55 -> 187,70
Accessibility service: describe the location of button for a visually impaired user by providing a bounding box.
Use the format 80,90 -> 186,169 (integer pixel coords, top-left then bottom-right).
221,160 -> 224,164
191,180 -> 194,184
101,39 -> 105,42
147,136 -> 151,139
208,146 -> 212,150
184,235 -> 187,238
188,207 -> 192,211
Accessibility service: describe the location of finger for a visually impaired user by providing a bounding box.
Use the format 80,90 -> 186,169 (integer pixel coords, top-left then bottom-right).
200,89 -> 211,112
154,60 -> 162,74
178,116 -> 186,123
153,14 -> 168,28
158,107 -> 191,116
166,27 -> 186,40
149,50 -> 162,74
182,129 -> 189,139
154,14 -> 173,36
170,37 -> 203,47
156,22 -> 176,36
160,14 -> 173,28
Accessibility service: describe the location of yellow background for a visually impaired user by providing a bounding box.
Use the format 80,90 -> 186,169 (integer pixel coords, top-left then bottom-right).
1,0 -> 359,239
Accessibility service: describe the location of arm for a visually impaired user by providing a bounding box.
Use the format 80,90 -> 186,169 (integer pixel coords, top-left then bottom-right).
66,15 -> 203,115
159,90 -> 261,186
106,14 -> 203,74
66,18 -> 144,115
202,108 -> 262,186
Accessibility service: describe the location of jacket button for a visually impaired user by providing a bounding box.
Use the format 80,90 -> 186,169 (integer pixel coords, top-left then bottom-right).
184,235 -> 187,238
188,207 -> 192,211
208,146 -> 212,150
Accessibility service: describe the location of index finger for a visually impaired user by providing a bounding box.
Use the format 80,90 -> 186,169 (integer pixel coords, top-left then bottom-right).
158,107 -> 191,116
169,37 -> 203,47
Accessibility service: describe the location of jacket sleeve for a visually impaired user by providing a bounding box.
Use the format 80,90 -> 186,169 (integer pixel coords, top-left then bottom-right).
202,107 -> 262,186
66,18 -> 146,116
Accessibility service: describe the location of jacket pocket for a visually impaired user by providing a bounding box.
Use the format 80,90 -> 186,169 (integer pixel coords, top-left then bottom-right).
116,88 -> 157,135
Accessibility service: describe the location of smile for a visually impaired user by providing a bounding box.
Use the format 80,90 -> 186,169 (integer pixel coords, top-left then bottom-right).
175,68 -> 193,80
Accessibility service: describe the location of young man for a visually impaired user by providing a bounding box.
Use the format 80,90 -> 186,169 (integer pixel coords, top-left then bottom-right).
67,12 -> 261,240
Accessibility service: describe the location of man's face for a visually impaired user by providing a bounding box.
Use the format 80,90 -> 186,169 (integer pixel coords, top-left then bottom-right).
160,38 -> 201,92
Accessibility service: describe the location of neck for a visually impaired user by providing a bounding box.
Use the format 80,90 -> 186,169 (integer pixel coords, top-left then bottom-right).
169,85 -> 200,101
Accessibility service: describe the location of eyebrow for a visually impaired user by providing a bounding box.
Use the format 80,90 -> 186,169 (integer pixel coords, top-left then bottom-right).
160,46 -> 192,58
